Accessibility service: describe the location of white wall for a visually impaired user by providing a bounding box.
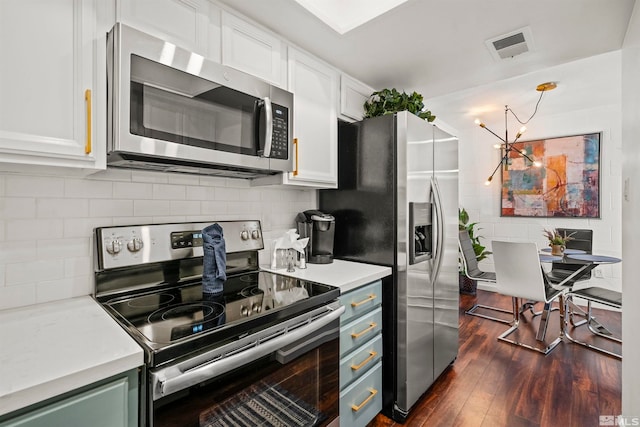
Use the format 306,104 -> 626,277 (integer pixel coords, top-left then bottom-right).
456,53 -> 622,294
0,169 -> 316,310
621,1 -> 640,416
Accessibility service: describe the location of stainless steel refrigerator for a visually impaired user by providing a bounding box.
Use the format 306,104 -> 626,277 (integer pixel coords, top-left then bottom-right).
319,111 -> 459,422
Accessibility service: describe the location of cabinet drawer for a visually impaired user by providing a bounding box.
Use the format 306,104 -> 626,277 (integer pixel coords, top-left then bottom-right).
340,307 -> 382,357
339,361 -> 382,427
340,280 -> 382,325
340,334 -> 382,390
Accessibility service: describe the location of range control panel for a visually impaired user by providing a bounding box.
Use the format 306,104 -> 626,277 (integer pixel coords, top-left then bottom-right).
95,221 -> 263,271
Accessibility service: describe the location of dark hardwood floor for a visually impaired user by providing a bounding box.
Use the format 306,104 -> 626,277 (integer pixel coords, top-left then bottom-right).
369,289 -> 622,427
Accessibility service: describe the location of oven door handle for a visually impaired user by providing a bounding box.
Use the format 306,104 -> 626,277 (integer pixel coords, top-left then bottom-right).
153,304 -> 345,399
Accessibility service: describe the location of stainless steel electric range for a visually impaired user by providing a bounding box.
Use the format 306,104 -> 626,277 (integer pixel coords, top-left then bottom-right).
94,221 -> 343,427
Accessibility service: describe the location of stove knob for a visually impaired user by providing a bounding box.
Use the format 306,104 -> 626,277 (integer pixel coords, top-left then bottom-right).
240,305 -> 249,316
106,240 -> 122,255
127,238 -> 144,253
252,303 -> 262,313
251,230 -> 260,239
241,230 -> 249,240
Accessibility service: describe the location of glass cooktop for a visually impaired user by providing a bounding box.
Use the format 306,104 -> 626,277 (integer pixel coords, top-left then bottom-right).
105,271 -> 339,347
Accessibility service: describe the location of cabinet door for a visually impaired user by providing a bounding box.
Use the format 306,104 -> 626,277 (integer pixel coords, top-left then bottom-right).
0,0 -> 101,170
340,74 -> 374,122
117,0 -> 211,56
285,47 -> 338,188
0,377 -> 131,427
221,11 -> 285,87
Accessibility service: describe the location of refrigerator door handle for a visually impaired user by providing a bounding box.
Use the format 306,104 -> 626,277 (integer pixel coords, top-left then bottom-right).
430,176 -> 445,284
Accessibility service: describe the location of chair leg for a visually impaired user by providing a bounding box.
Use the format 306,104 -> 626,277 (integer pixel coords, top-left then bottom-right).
465,303 -> 514,325
564,300 -> 622,359
498,297 -> 562,355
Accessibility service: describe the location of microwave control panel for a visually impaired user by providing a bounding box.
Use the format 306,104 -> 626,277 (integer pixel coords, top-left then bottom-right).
269,104 -> 289,160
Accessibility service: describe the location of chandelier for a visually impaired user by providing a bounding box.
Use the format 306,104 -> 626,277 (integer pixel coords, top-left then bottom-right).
475,82 -> 557,185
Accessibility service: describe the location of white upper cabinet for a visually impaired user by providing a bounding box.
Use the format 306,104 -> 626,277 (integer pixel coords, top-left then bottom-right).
117,0 -> 211,56
0,0 -> 105,171
340,74 -> 375,122
221,11 -> 286,88
283,47 -> 339,188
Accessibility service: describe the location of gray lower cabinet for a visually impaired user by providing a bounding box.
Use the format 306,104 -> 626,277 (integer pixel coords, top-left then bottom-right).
339,280 -> 383,427
0,369 -> 139,427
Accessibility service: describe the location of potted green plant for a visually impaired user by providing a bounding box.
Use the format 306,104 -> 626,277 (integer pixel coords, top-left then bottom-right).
459,207 -> 492,295
363,88 -> 436,122
543,228 -> 575,255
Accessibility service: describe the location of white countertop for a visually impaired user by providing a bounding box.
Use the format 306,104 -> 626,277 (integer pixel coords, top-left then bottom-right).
0,296 -> 144,417
261,259 -> 391,293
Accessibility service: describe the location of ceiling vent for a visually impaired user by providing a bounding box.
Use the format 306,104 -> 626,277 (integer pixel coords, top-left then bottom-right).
485,26 -> 535,61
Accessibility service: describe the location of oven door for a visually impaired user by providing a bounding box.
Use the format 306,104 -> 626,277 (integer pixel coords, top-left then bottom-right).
149,302 -> 344,427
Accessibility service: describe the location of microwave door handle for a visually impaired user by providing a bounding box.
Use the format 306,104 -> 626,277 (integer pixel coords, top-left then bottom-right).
261,97 -> 273,157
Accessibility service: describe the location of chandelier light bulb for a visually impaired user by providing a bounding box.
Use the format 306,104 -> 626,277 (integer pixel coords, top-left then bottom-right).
533,161 -> 542,167
493,143 -> 502,149
485,176 -> 493,185
474,118 -> 486,128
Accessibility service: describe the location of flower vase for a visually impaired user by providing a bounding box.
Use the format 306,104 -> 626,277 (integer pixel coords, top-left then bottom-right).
551,244 -> 565,256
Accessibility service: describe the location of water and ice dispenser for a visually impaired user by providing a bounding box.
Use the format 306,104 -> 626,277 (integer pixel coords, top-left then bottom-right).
409,202 -> 433,264
295,210 -> 335,264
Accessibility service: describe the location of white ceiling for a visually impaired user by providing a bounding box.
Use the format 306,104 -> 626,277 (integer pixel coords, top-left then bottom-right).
217,0 -> 636,130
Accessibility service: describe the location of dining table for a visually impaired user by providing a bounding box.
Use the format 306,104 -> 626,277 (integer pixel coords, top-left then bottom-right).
535,250 -> 622,342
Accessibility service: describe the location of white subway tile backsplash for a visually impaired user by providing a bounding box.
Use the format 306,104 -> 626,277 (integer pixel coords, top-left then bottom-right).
113,182 -> 153,199
1,198 -> 36,219
65,179 -> 113,199
37,238 -> 90,260
0,241 -> 37,263
0,170 -> 319,310
6,219 -> 64,241
6,259 -> 65,286
0,283 -> 36,310
170,200 -> 200,216
64,257 -> 92,278
89,199 -> 134,217
134,200 -> 172,217
153,184 -> 187,200
37,198 -> 89,218
5,176 -> 65,198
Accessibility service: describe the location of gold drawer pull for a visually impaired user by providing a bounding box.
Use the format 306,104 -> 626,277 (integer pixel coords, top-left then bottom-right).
84,89 -> 92,154
351,294 -> 377,308
351,322 -> 377,339
351,388 -> 378,412
351,350 -> 377,371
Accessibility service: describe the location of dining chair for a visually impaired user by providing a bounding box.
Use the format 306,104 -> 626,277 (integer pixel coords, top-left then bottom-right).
565,286 -> 622,359
459,230 -> 513,324
547,228 -> 593,284
492,240 -> 565,355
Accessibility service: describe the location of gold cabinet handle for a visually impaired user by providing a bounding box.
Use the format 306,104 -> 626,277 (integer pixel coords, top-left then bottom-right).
351,322 -> 377,339
293,138 -> 299,176
351,294 -> 377,308
351,388 -> 378,412
351,351 -> 377,371
84,89 -> 92,154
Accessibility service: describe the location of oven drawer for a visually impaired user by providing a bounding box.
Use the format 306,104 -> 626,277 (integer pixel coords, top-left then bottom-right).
340,334 -> 383,388
339,306 -> 382,357
339,360 -> 382,427
339,280 -> 382,325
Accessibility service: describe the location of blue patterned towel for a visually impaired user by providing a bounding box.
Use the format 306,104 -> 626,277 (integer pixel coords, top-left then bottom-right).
202,223 -> 226,295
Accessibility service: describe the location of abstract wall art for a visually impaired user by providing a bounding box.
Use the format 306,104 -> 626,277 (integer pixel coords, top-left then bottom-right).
501,132 -> 600,218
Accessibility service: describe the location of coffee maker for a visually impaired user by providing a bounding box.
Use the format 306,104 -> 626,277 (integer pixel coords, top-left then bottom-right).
295,210 -> 335,264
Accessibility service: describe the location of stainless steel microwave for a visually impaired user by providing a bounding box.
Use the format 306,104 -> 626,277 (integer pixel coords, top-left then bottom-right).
107,23 -> 293,178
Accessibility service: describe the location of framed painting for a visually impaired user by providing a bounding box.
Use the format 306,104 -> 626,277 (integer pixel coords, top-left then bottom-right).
500,132 -> 600,218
